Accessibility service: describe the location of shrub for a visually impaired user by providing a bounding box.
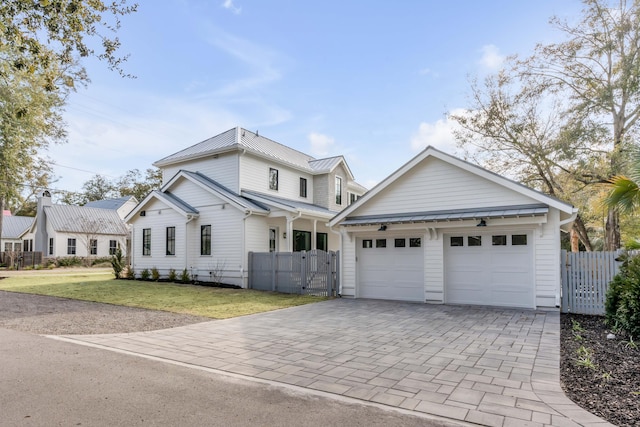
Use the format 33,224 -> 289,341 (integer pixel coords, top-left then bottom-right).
140,268 -> 151,280
126,267 -> 136,280
180,268 -> 190,284
151,267 -> 160,281
57,256 -> 83,267
605,253 -> 640,339
168,268 -> 177,282
110,247 -> 125,279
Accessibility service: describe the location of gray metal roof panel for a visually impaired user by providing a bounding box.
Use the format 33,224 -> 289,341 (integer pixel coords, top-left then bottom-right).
84,196 -> 136,210
242,190 -> 338,216
2,216 -> 34,239
308,156 -> 343,173
45,205 -> 129,235
340,204 -> 549,226
152,191 -> 199,215
154,128 -> 238,166
182,171 -> 270,212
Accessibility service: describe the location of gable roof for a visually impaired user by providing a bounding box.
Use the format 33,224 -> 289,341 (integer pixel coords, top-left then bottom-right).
330,146 -> 577,227
2,216 -> 34,239
44,205 -> 129,235
153,127 -> 356,180
125,190 -> 199,222
242,190 -> 338,218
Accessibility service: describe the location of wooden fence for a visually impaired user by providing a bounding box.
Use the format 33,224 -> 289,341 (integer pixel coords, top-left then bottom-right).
0,251 -> 44,269
560,250 -> 628,315
248,250 -> 339,297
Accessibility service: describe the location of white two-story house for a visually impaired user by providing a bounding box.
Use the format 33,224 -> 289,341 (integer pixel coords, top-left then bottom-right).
125,127 -> 367,286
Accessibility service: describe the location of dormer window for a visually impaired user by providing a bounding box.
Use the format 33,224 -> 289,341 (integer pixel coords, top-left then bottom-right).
335,176 -> 342,205
269,168 -> 279,190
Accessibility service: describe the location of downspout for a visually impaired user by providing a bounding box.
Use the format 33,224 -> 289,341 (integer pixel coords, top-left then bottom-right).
241,209 -> 254,288
328,225 -> 343,297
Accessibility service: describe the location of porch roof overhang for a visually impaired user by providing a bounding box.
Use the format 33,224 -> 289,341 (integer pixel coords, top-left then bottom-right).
339,204 -> 549,227
241,190 -> 337,220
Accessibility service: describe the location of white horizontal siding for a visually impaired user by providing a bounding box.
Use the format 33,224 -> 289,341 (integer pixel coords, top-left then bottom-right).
340,233 -> 356,297
162,152 -> 239,191
240,154 -> 314,202
535,208 -> 562,307
353,157 -> 536,216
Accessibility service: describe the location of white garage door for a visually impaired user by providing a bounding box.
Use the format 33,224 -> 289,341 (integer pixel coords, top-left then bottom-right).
445,232 -> 533,308
357,236 -> 424,302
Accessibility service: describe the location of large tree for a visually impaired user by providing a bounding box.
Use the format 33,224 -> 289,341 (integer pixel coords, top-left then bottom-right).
520,0 -> 640,250
0,0 -> 136,243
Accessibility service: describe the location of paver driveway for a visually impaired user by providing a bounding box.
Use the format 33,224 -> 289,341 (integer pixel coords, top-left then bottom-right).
56,299 -> 611,427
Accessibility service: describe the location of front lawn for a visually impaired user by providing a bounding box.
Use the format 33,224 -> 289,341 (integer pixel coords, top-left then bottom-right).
0,272 -> 326,318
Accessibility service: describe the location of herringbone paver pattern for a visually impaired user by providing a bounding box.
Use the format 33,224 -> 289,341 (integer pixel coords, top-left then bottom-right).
56,300 -> 612,427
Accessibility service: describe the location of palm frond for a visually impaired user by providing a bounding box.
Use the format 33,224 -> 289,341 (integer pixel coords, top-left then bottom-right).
604,175 -> 640,213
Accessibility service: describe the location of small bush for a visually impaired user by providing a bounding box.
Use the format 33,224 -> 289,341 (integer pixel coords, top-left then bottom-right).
180,268 -> 190,284
126,267 -> 136,280
140,268 -> 151,280
168,268 -> 177,282
110,247 -> 125,279
151,267 -> 160,281
57,256 -> 83,267
605,254 -> 640,339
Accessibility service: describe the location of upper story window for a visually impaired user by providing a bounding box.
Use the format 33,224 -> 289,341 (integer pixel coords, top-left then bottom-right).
300,177 -> 307,198
142,228 -> 151,255
269,168 -> 279,190
349,192 -> 358,205
335,176 -> 342,205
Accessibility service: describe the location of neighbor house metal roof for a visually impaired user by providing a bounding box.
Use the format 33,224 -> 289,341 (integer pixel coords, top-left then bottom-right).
2,216 -> 34,239
340,204 -> 549,226
44,205 -> 129,235
84,196 -> 136,210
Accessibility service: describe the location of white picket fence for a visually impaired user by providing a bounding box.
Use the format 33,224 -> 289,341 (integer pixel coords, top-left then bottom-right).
560,250 -> 628,315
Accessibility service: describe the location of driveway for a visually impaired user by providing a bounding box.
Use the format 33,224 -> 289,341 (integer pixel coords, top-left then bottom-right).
54,299 -> 611,427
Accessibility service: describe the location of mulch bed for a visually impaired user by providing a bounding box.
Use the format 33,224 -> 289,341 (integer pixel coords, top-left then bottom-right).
560,313 -> 640,427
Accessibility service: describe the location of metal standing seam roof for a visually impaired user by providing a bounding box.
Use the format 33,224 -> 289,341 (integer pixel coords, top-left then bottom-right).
340,204 -> 550,226
84,196 -> 136,210
150,191 -> 199,215
181,171 -> 270,213
1,216 -> 35,239
153,127 -> 360,180
242,190 -> 339,217
44,205 -> 129,235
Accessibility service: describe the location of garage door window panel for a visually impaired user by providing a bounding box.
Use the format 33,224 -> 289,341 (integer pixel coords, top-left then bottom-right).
395,238 -> 406,248
512,234 -> 528,245
362,239 -> 372,248
450,236 -> 463,246
376,239 -> 386,248
468,236 -> 482,246
492,235 -> 507,246
410,238 -> 421,247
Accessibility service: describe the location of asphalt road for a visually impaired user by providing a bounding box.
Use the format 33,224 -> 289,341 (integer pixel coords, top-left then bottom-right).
0,328 -> 457,427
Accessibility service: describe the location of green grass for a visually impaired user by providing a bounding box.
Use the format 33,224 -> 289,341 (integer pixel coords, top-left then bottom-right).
0,272 -> 327,318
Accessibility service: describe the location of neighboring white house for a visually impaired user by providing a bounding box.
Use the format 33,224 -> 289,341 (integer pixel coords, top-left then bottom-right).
1,214 -> 34,252
329,146 -> 578,310
125,127 -> 367,286
30,192 -> 134,259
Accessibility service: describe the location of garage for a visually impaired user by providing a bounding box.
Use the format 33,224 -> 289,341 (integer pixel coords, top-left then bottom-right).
444,232 -> 534,308
357,236 -> 424,301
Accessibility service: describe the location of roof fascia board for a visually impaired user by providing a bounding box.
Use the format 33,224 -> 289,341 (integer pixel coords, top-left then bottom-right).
124,191 -> 195,222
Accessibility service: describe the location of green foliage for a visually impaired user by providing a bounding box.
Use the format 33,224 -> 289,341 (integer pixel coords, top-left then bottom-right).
605,254 -> 640,339
168,268 -> 177,282
151,267 -> 160,281
180,268 -> 190,284
110,247 -> 124,279
140,268 -> 150,280
576,346 -> 597,369
126,267 -> 135,280
55,256 -> 83,267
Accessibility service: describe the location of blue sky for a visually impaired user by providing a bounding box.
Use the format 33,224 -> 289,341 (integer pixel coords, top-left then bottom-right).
49,0 -> 584,195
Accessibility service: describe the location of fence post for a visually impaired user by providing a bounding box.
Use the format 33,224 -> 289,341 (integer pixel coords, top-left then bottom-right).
560,250 -> 568,313
271,251 -> 277,292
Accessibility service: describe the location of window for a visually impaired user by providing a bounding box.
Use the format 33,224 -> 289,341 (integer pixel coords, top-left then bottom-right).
317,232 -> 328,251
269,168 -> 278,190
109,240 -> 117,255
362,239 -> 373,248
512,234 -> 528,245
492,235 -> 507,246
335,176 -> 342,205
201,225 -> 211,255
300,177 -> 307,198
4,243 -> 11,252
49,238 -> 54,255
166,227 -> 176,255
269,228 -> 277,252
450,236 -> 463,247
350,193 -> 358,204
394,238 -> 406,248
293,230 -> 311,252
409,238 -> 421,248
67,238 -> 77,255
468,236 -> 482,247
90,239 -> 98,255
24,239 -> 32,252
142,228 -> 151,255
376,238 -> 387,248
14,243 -> 21,252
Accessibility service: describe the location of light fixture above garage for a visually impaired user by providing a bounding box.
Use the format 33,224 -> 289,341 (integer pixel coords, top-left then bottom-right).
378,224 -> 387,231
477,219 -> 487,227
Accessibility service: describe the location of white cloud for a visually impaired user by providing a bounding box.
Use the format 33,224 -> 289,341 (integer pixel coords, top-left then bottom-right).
410,110 -> 465,154
308,132 -> 335,157
478,44 -> 505,70
221,0 -> 241,14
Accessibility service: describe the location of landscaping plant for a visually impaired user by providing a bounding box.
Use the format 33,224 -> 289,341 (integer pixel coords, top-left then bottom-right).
605,253 -> 640,339
110,247 -> 125,279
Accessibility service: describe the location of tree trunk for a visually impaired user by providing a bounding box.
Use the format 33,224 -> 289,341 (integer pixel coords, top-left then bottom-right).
570,228 -> 580,252
572,215 -> 593,252
605,208 -> 621,250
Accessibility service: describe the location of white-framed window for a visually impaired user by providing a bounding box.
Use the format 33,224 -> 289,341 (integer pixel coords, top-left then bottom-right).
90,239 -> 98,255
49,238 -> 54,255
109,240 -> 117,255
142,228 -> 151,255
335,176 -> 342,205
166,227 -> 176,255
201,225 -> 211,255
269,168 -> 279,190
300,177 -> 307,198
269,227 -> 278,252
67,238 -> 77,255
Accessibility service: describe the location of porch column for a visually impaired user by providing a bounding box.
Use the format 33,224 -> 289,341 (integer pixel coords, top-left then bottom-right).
312,219 -> 317,250
286,217 -> 294,252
